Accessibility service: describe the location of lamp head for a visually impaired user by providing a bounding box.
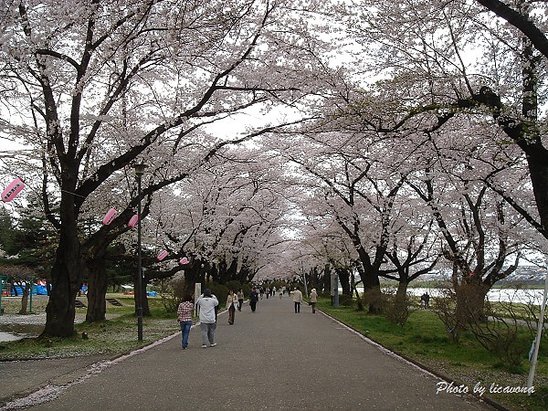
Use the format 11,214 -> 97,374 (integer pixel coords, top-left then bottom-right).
133,162 -> 147,177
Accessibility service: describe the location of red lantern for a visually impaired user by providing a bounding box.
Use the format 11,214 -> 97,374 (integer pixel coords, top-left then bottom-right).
179,257 -> 189,265
102,208 -> 117,225
1,177 -> 25,202
128,214 -> 139,228
157,250 -> 168,261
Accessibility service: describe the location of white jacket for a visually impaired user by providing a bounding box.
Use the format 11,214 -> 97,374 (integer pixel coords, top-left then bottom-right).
196,295 -> 219,323
291,289 -> 303,303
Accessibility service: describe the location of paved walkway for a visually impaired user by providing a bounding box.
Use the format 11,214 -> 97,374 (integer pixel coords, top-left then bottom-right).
1,296 -> 493,410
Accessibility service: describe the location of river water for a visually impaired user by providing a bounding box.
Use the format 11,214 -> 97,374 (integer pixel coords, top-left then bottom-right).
405,287 -> 546,305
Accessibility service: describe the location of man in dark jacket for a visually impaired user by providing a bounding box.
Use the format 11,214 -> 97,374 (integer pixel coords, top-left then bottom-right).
249,287 -> 259,312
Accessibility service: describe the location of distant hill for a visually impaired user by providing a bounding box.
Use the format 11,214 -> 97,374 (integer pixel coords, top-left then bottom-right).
408,266 -> 546,287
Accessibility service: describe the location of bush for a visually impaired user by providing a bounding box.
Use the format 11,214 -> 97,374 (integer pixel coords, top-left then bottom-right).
431,286 -> 460,343
384,291 -> 411,326
467,299 -> 529,371
338,294 -> 354,307
207,282 -> 229,308
225,280 -> 241,293
157,275 -> 186,313
242,283 -> 252,296
362,288 -> 384,314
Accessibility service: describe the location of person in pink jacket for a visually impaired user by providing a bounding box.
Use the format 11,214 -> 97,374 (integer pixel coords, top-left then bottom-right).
177,293 -> 194,349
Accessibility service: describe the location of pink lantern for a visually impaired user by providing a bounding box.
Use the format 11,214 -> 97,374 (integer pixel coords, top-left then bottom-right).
157,250 -> 168,261
179,257 -> 189,265
1,177 -> 25,202
127,214 -> 139,228
102,208 -> 117,225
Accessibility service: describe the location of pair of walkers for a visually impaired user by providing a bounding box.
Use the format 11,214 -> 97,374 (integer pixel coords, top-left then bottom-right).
290,287 -> 318,314
176,289 -> 219,349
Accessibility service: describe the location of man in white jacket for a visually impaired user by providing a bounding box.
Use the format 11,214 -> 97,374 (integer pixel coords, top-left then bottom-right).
196,289 -> 219,348
291,287 -> 303,313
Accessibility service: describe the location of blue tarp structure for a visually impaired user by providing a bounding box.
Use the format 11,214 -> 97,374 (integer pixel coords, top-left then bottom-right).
11,285 -> 48,296
10,283 -> 156,297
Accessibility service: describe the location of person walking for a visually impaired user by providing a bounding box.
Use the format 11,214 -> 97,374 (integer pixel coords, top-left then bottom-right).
292,287 -> 303,313
177,293 -> 194,349
226,290 -> 237,325
196,289 -> 219,348
249,286 -> 259,312
309,288 -> 318,314
237,289 -> 244,311
420,292 -> 430,308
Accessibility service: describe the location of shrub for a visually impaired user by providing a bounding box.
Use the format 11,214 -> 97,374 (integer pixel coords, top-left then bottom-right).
431,286 -> 460,343
384,291 -> 411,326
362,288 -> 385,314
338,294 -> 354,307
157,275 -> 186,313
206,282 -> 229,307
467,299 -> 529,371
225,280 -> 241,293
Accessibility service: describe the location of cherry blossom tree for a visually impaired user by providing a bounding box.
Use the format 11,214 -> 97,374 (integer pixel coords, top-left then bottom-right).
344,0 -> 548,241
273,124 -> 420,312
0,0 -> 337,337
140,144 -> 296,296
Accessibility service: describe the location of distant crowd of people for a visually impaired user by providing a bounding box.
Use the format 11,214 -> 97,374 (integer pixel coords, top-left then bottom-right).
176,284 -> 318,350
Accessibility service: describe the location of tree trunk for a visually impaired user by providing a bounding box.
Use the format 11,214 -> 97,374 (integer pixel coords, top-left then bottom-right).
322,264 -> 331,295
41,254 -> 79,337
528,157 -> 548,237
396,281 -> 408,303
357,265 -> 382,314
19,284 -> 29,315
181,264 -> 200,297
337,268 -> 352,296
355,247 -> 383,313
42,191 -> 82,338
85,256 -> 108,323
363,283 -> 383,314
455,281 -> 490,328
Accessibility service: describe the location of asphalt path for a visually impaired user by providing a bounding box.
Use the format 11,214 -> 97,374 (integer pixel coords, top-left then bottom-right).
3,295 -> 493,410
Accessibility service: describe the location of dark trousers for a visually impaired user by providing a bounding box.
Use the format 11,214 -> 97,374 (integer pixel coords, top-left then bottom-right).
311,302 -> 316,313
294,302 -> 301,313
250,301 -> 257,312
238,299 -> 243,311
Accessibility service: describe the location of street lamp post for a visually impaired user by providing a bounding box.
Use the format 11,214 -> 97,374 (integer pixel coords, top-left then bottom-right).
134,162 -> 147,342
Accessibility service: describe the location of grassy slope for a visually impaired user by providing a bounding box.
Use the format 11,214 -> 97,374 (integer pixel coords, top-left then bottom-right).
318,300 -> 548,411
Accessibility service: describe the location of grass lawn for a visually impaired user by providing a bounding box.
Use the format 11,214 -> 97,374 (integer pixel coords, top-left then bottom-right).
318,299 -> 548,411
0,295 -> 180,361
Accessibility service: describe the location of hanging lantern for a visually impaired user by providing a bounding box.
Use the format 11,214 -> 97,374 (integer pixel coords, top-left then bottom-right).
102,208 -> 117,225
1,177 -> 25,202
127,213 -> 139,228
179,257 -> 189,265
157,250 -> 168,261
